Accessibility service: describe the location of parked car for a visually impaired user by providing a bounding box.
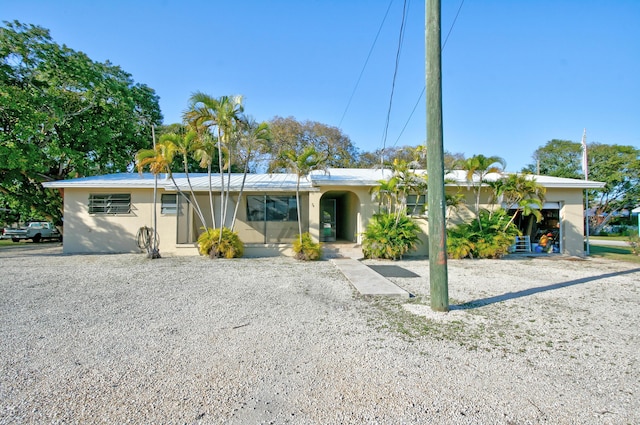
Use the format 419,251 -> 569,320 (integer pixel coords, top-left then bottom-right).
1,222 -> 62,243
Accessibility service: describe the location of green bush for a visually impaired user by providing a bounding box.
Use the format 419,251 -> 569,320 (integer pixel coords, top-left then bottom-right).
197,227 -> 244,259
292,232 -> 322,261
447,209 -> 520,259
362,212 -> 421,260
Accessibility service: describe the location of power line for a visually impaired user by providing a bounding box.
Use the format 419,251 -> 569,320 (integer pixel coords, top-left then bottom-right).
380,0 -> 409,164
338,0 -> 395,128
392,0 -> 466,148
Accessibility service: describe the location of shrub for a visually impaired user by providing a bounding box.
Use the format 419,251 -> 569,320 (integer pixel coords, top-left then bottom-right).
362,212 -> 421,260
197,227 -> 244,259
447,209 -> 520,259
292,232 -> 322,261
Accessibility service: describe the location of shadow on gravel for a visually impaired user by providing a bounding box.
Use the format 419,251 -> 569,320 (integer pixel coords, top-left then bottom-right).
451,267 -> 640,310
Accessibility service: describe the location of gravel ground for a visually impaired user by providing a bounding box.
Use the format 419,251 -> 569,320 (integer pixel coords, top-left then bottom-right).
0,243 -> 638,424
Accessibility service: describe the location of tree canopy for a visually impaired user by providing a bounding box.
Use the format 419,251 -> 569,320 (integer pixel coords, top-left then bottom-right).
523,139 -> 582,178
265,116 -> 358,172
0,21 -> 162,224
524,139 -> 640,232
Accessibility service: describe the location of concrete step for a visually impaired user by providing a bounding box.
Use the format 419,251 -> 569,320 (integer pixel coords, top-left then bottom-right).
322,243 -> 363,259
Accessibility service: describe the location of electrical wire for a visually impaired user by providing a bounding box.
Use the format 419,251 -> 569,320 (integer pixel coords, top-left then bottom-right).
338,0 -> 395,128
380,0 -> 409,164
391,0 -> 466,148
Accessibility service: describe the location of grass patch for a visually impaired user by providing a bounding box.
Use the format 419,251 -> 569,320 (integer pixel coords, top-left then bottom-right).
0,239 -> 16,248
589,235 -> 632,241
589,244 -> 640,264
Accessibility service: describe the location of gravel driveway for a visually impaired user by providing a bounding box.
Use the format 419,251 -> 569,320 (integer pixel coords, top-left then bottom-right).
1,244 -> 638,424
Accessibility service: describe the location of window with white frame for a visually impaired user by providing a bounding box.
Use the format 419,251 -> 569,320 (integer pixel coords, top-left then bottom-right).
88,194 -> 131,214
161,194 -> 178,214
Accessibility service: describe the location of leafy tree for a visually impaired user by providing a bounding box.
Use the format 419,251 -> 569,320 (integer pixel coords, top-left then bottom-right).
0,21 -> 162,224
266,116 -> 358,171
524,139 -> 640,233
356,146 -> 464,170
523,139 -> 582,178
588,143 -> 640,233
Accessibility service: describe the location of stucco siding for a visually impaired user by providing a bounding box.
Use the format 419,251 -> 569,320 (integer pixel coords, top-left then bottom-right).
62,188 -> 177,254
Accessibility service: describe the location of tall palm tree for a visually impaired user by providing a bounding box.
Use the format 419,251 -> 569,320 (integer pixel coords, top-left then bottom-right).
192,133 -> 217,229
280,146 -> 328,245
135,139 -> 177,258
159,132 -> 206,228
491,173 -> 546,231
230,119 -> 272,231
370,177 -> 399,215
185,93 -> 244,230
458,154 -> 506,229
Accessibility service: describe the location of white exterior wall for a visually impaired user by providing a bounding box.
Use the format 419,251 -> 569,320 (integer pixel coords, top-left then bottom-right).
58,178 -> 590,258
61,188 -> 178,254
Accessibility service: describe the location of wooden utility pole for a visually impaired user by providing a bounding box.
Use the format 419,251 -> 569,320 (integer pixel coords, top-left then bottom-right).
426,0 -> 449,311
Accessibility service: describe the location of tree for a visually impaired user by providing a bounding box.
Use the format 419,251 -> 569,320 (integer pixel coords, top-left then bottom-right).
279,146 -> 328,244
266,116 -> 358,171
525,139 -> 640,233
523,139 -> 582,178
490,173 -> 546,231
456,154 -> 506,228
1,21 -> 162,224
185,93 -> 244,230
588,143 -> 640,233
356,146 -> 464,170
163,131 -> 207,228
135,138 -> 207,229
230,119 -> 271,230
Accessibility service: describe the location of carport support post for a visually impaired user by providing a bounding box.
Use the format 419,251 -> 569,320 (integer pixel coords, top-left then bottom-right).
426,0 -> 449,312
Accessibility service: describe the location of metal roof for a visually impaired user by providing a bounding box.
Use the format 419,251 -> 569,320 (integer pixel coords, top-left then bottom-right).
43,172 -> 316,192
42,168 -> 605,191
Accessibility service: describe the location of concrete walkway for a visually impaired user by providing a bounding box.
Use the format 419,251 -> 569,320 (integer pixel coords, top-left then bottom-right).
331,258 -> 411,298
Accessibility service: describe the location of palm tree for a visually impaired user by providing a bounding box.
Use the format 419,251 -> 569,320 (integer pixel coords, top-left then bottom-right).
370,177 -> 399,215
135,139 -> 175,258
192,133 -> 217,229
490,173 -> 546,231
458,154 -> 506,229
158,132 -> 207,228
185,93 -> 244,230
280,146 -> 328,245
137,138 -> 207,229
230,119 -> 271,231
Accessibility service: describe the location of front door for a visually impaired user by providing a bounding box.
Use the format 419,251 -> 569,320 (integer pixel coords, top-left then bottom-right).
320,199 -> 336,242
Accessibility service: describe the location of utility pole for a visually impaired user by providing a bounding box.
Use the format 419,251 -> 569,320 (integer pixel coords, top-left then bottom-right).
426,0 -> 449,311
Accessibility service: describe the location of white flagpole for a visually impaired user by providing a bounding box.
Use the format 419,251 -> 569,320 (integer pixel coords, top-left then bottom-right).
582,128 -> 590,255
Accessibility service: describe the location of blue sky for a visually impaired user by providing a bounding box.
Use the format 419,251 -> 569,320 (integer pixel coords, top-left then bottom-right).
3,0 -> 639,171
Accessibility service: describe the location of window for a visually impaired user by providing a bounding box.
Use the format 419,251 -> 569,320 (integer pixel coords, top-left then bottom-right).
89,194 -> 131,214
406,194 -> 426,215
247,195 -> 297,221
161,194 -> 178,214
